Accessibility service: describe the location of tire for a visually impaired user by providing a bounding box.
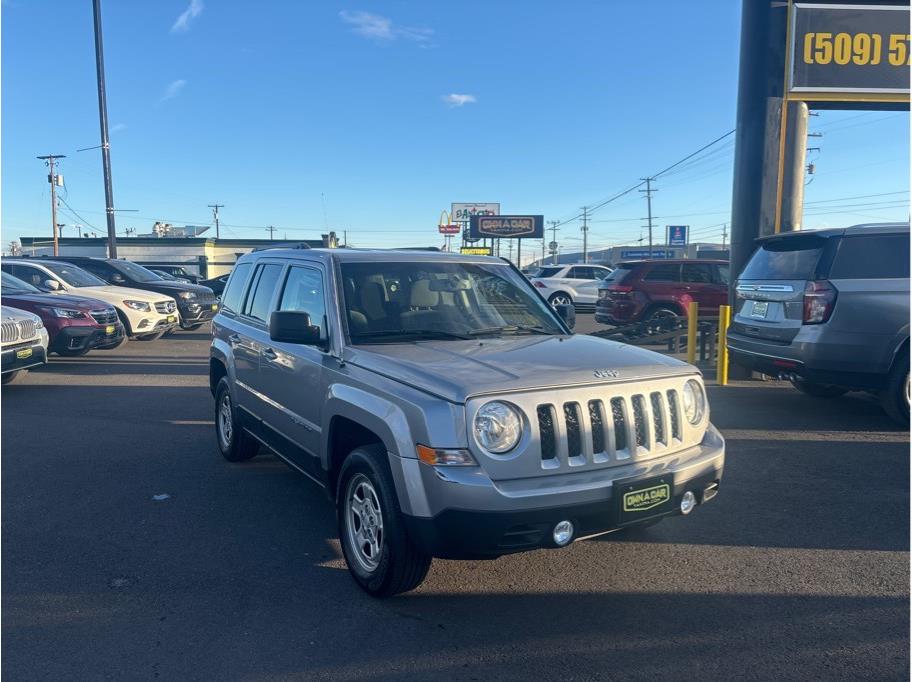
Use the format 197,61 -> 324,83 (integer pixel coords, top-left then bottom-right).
1,371 -> 22,385
135,331 -> 166,341
548,292 -> 572,307
643,306 -> 679,334
789,377 -> 848,398
56,346 -> 91,357
214,376 -> 260,462
880,352 -> 909,425
337,445 -> 432,597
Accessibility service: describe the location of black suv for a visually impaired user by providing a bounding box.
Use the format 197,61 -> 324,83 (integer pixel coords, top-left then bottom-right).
48,256 -> 218,330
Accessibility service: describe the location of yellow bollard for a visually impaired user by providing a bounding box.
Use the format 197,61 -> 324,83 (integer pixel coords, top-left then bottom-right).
717,304 -> 731,386
686,301 -> 698,365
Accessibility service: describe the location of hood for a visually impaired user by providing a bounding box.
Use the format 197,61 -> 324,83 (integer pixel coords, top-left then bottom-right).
141,280 -> 213,296
1,292 -> 109,311
72,284 -> 171,301
344,333 -> 695,403
1,305 -> 41,323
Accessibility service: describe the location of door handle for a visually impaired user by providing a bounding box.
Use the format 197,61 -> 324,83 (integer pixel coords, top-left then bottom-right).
262,347 -> 278,361
228,334 -> 241,345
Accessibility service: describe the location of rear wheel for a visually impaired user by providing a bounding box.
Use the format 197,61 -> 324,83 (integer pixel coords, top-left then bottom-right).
337,445 -> 432,597
643,306 -> 679,334
548,292 -> 572,307
789,377 -> 848,398
1,371 -> 22,385
214,377 -> 259,462
880,353 -> 909,425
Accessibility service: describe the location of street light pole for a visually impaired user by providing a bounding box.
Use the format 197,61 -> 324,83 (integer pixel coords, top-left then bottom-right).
92,0 -> 118,258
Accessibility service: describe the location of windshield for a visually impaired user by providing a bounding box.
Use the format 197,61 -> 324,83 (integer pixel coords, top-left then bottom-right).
340,260 -> 566,343
1,272 -> 41,294
42,262 -> 108,287
112,260 -> 163,283
534,266 -> 563,278
740,235 -> 827,280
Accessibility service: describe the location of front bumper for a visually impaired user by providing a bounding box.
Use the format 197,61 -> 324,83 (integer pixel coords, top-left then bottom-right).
400,424 -> 725,559
178,301 -> 218,324
1,343 -> 47,374
50,324 -> 125,353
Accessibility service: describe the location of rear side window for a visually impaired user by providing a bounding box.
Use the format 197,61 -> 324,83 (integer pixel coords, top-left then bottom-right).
244,263 -> 284,322
603,267 -> 632,283
829,234 -> 910,279
536,266 -> 562,278
644,264 -> 681,282
740,234 -> 826,280
682,263 -> 713,283
219,262 -> 253,314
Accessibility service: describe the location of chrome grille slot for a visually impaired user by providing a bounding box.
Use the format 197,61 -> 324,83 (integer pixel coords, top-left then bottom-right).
537,405 -> 557,462
1,322 -> 19,343
651,392 -> 666,446
563,402 -> 585,466
667,389 -> 681,441
17,319 -> 36,339
610,397 -> 627,454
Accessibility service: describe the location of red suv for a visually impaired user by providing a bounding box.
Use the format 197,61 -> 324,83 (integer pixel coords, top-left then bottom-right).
595,259 -> 729,325
1,272 -> 125,356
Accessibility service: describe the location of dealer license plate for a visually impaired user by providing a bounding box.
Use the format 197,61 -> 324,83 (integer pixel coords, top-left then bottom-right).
167,315 -> 177,323
751,301 -> 769,318
15,348 -> 33,360
211,303 -> 218,311
616,475 -> 674,524
105,325 -> 116,335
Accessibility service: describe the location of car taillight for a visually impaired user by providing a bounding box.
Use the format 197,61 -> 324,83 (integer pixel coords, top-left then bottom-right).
533,281 -> 546,288
606,285 -> 633,297
803,280 -> 837,324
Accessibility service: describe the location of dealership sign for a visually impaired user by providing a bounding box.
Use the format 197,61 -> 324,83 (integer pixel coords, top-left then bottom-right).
469,215 -> 544,239
460,246 -> 493,256
620,249 -> 674,259
789,3 -> 910,98
667,225 -> 688,246
452,203 -> 500,222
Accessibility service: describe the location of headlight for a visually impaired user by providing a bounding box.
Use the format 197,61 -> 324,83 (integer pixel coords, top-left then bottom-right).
473,401 -> 523,453
46,307 -> 86,319
123,300 -> 151,312
682,379 -> 706,425
178,291 -> 196,300
34,318 -> 44,329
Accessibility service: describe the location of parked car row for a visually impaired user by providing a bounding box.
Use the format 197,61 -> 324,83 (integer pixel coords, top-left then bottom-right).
0,256 -> 225,382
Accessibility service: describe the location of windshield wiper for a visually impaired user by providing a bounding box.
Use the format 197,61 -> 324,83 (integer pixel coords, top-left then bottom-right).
352,329 -> 473,341
467,325 -> 554,337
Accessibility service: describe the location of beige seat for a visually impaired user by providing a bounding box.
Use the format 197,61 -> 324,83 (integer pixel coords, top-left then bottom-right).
400,280 -> 440,330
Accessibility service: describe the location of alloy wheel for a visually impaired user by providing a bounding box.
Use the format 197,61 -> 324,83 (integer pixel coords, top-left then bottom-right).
344,474 -> 384,573
218,393 -> 233,448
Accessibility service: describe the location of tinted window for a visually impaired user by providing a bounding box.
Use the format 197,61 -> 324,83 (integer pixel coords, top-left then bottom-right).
1,271 -> 40,293
714,265 -> 730,285
591,266 -> 612,279
77,261 -> 113,281
219,262 -> 253,313
829,234 -> 910,279
643,264 -> 680,282
535,266 -> 562,278
244,263 -> 284,322
3,264 -> 48,288
740,234 -> 826,280
568,266 -> 594,279
39,262 -> 107,287
278,267 -> 326,332
682,263 -> 713,283
110,260 -> 162,283
603,267 -> 633,283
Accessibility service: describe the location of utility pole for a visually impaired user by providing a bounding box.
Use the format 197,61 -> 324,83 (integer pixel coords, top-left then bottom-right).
639,178 -> 656,258
208,204 -> 224,238
37,154 -> 65,256
547,220 -> 560,265
92,0 -> 118,258
265,225 -> 277,240
722,223 -> 728,249
581,207 -> 589,264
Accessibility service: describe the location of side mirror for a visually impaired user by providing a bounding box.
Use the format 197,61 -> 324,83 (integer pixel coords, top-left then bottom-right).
554,303 -> 576,330
269,310 -> 327,349
44,279 -> 61,291
111,273 -> 125,284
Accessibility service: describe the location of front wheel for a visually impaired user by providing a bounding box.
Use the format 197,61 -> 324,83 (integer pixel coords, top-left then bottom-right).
1,371 -> 22,385
214,377 -> 260,462
548,292 -> 572,308
880,353 -> 909,425
338,445 -> 432,597
789,377 -> 848,398
56,346 -> 91,357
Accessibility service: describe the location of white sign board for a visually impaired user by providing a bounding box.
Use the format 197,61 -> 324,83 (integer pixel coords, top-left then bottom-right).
451,203 -> 500,223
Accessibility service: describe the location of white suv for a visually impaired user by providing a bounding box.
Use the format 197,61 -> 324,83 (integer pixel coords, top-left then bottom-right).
2,305 -> 49,384
531,264 -> 613,309
2,259 -> 179,341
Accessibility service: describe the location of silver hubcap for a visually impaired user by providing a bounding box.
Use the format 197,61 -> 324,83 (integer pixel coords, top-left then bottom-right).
904,372 -> 910,408
344,474 -> 384,573
551,295 -> 571,307
218,393 -> 233,447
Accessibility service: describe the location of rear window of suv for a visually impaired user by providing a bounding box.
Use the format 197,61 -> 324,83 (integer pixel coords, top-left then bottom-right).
740,234 -> 827,280
829,233 -> 910,279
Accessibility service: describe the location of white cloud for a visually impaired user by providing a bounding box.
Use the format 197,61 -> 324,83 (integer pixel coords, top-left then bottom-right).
159,79 -> 187,103
171,0 -> 203,34
441,93 -> 477,108
110,123 -> 127,133
339,10 -> 433,43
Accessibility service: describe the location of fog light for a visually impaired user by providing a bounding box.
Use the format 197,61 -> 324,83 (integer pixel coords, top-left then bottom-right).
553,520 -> 574,546
680,491 -> 696,515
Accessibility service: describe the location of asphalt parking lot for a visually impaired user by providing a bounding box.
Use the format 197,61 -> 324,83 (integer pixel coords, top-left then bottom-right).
3,318 -> 909,680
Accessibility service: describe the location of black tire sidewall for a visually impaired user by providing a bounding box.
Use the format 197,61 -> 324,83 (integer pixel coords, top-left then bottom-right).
881,353 -> 910,424
214,376 -> 257,461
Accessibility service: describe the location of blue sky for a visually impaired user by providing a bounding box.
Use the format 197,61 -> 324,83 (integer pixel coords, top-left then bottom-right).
2,1 -> 908,253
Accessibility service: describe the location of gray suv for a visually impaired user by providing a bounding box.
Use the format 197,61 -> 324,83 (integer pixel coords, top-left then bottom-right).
210,248 -> 725,596
728,223 -> 909,423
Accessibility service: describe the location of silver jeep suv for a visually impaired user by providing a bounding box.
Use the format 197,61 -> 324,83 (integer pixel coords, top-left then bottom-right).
209,248 -> 725,596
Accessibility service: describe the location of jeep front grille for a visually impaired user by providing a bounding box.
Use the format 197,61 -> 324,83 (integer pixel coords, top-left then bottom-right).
536,389 -> 684,470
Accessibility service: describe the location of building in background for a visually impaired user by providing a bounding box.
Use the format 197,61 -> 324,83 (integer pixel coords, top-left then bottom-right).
527,242 -> 729,268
